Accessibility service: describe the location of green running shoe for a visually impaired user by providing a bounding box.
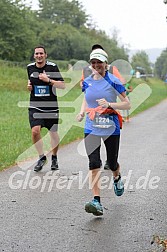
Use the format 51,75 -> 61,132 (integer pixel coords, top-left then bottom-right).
85,199 -> 103,216
113,174 -> 124,196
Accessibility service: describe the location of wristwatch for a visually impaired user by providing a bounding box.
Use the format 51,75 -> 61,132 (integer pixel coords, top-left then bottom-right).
48,78 -> 52,85
108,102 -> 113,109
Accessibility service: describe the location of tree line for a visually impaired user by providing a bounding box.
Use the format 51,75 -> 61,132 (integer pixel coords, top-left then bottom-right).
0,0 -> 128,63
154,49 -> 167,80
1,0 -> 166,78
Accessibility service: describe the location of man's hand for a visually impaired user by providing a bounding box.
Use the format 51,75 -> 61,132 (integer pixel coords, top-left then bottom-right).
27,80 -> 32,91
39,70 -> 49,83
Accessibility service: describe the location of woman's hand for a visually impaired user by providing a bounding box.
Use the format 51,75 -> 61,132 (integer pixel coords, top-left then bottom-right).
96,98 -> 109,108
76,112 -> 85,122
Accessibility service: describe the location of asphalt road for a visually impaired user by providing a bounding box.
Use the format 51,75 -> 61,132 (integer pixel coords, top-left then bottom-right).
0,99 -> 167,252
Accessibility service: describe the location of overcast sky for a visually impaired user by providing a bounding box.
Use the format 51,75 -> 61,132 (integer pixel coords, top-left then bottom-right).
30,0 -> 167,50
79,0 -> 167,50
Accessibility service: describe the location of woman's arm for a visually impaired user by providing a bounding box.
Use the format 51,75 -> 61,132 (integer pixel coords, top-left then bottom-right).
76,96 -> 88,122
97,92 -> 131,110
110,92 -> 131,110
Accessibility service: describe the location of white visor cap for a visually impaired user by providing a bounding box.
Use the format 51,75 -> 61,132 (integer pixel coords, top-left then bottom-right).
90,48 -> 108,63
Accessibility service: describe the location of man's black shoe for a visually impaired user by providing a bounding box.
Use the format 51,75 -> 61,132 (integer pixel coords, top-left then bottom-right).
51,159 -> 59,170
104,160 -> 110,170
34,157 -> 47,172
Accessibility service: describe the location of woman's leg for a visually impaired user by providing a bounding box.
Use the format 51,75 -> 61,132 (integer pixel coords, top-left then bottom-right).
84,134 -> 103,215
89,168 -> 101,197
103,135 -> 120,174
103,135 -> 124,196
84,134 -> 101,197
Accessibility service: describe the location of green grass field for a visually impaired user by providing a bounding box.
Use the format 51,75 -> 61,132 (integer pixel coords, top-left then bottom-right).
0,62 -> 166,170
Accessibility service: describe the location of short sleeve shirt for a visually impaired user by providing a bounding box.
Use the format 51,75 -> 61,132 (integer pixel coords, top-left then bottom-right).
27,61 -> 64,111
84,72 -> 126,135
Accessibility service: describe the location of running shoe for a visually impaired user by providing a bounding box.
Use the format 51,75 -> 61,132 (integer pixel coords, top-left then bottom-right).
85,199 -> 103,216
51,159 -> 59,170
34,157 -> 47,172
113,174 -> 124,196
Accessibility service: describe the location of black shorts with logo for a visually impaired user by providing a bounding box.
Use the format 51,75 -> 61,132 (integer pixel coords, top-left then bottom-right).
29,108 -> 59,132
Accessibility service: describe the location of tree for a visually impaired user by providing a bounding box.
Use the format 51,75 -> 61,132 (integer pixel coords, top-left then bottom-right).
0,0 -> 37,61
38,24 -> 77,60
38,0 -> 88,28
154,48 -> 167,79
131,50 -> 152,74
0,0 -> 130,63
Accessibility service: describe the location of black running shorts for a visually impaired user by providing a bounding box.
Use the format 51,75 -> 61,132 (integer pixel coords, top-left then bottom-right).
84,133 -> 120,171
29,109 -> 59,131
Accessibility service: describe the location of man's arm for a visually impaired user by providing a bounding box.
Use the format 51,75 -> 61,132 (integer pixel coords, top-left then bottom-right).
48,79 -> 65,89
27,66 -> 32,92
38,70 -> 65,89
27,79 -> 32,92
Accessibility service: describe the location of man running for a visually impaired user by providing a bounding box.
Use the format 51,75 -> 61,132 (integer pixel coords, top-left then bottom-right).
27,45 -> 65,172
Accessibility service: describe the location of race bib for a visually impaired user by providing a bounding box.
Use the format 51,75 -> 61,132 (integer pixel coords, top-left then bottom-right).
34,86 -> 50,97
92,113 -> 115,128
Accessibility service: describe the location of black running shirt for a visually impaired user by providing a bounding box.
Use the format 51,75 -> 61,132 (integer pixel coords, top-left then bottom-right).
27,61 -> 64,112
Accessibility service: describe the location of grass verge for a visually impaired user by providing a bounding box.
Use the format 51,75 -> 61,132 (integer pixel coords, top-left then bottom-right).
0,62 -> 166,170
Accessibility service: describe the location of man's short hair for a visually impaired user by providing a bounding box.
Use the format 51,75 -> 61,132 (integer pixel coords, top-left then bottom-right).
34,45 -> 46,53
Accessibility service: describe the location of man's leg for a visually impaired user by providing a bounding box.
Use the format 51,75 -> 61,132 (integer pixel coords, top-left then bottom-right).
32,125 -> 44,155
49,130 -> 59,170
32,125 -> 47,172
49,130 -> 59,156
